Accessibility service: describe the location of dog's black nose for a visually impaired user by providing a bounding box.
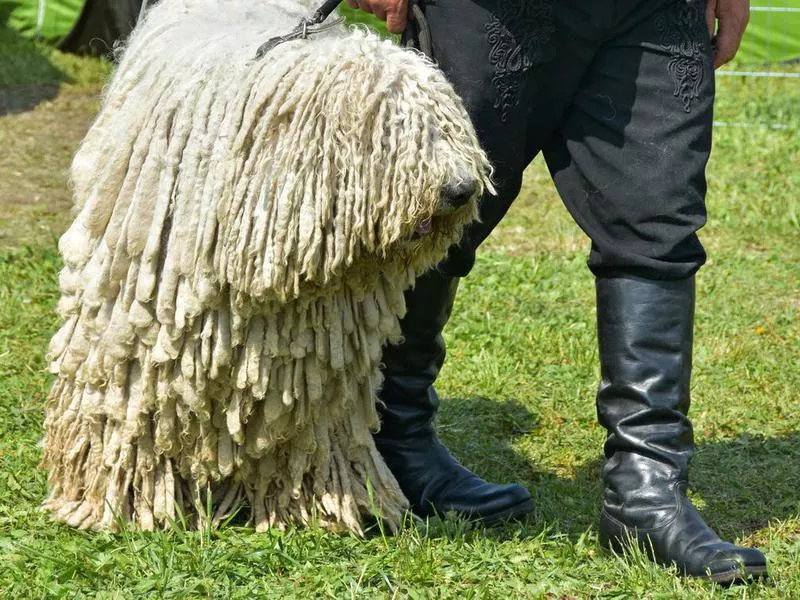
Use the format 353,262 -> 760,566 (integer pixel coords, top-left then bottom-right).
440,179 -> 478,210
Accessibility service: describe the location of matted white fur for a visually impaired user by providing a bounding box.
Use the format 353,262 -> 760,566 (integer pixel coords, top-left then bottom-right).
43,0 -> 491,534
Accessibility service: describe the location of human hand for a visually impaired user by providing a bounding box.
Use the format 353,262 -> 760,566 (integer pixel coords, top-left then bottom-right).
705,0 -> 750,68
344,0 -> 409,33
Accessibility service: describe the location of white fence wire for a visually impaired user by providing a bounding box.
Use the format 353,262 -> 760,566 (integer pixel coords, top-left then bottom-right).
714,2 -> 800,129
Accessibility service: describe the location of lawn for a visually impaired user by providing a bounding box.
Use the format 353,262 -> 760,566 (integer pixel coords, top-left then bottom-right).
1,10 -> 799,599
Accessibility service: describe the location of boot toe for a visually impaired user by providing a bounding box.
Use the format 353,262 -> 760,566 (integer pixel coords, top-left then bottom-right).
481,483 -> 535,523
703,546 -> 767,582
444,481 -> 533,523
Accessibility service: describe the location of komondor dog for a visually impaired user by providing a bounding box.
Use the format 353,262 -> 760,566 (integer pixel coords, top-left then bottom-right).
42,0 -> 492,534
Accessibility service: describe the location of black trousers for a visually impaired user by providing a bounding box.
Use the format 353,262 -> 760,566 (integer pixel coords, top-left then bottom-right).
427,0 -> 715,281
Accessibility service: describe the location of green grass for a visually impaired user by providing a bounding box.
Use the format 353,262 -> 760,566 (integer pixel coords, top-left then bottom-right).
0,25 -> 111,87
1,14 -> 799,599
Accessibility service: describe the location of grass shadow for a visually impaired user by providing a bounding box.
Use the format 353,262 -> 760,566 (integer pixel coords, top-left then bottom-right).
437,395 -> 602,541
688,432 -> 800,540
0,25 -> 71,115
437,396 -> 800,544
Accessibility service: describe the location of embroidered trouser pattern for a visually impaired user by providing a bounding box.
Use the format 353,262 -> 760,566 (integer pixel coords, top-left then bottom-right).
427,0 -> 715,280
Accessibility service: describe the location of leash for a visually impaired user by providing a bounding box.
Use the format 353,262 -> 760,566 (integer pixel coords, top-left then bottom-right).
255,0 -> 433,61
401,1 -> 433,60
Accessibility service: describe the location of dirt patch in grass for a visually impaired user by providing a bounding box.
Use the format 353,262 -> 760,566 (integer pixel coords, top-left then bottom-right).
0,85 -> 101,248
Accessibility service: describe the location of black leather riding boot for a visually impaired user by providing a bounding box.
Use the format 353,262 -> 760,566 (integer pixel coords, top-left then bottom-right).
374,269 -> 534,523
596,276 -> 767,582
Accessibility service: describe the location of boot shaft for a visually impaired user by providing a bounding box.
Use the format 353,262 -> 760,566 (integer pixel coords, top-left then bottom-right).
595,276 -> 697,526
380,270 -> 459,405
596,276 -> 695,415
377,269 -> 459,436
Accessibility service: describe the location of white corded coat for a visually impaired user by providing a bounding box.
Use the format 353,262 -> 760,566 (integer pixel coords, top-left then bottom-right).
43,0 -> 491,534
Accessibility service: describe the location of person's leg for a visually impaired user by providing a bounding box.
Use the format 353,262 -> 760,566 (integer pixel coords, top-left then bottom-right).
542,0 -> 767,580
375,0 -> 593,522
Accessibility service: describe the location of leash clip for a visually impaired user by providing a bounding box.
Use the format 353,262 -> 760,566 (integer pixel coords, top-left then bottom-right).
255,0 -> 341,59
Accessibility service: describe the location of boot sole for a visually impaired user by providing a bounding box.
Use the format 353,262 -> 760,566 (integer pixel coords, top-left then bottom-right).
602,534 -> 768,583
703,564 -> 768,584
368,498 -> 536,536
414,497 -> 536,528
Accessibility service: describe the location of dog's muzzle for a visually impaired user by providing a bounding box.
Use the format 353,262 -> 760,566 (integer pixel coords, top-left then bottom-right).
415,179 -> 479,236
438,179 -> 478,213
